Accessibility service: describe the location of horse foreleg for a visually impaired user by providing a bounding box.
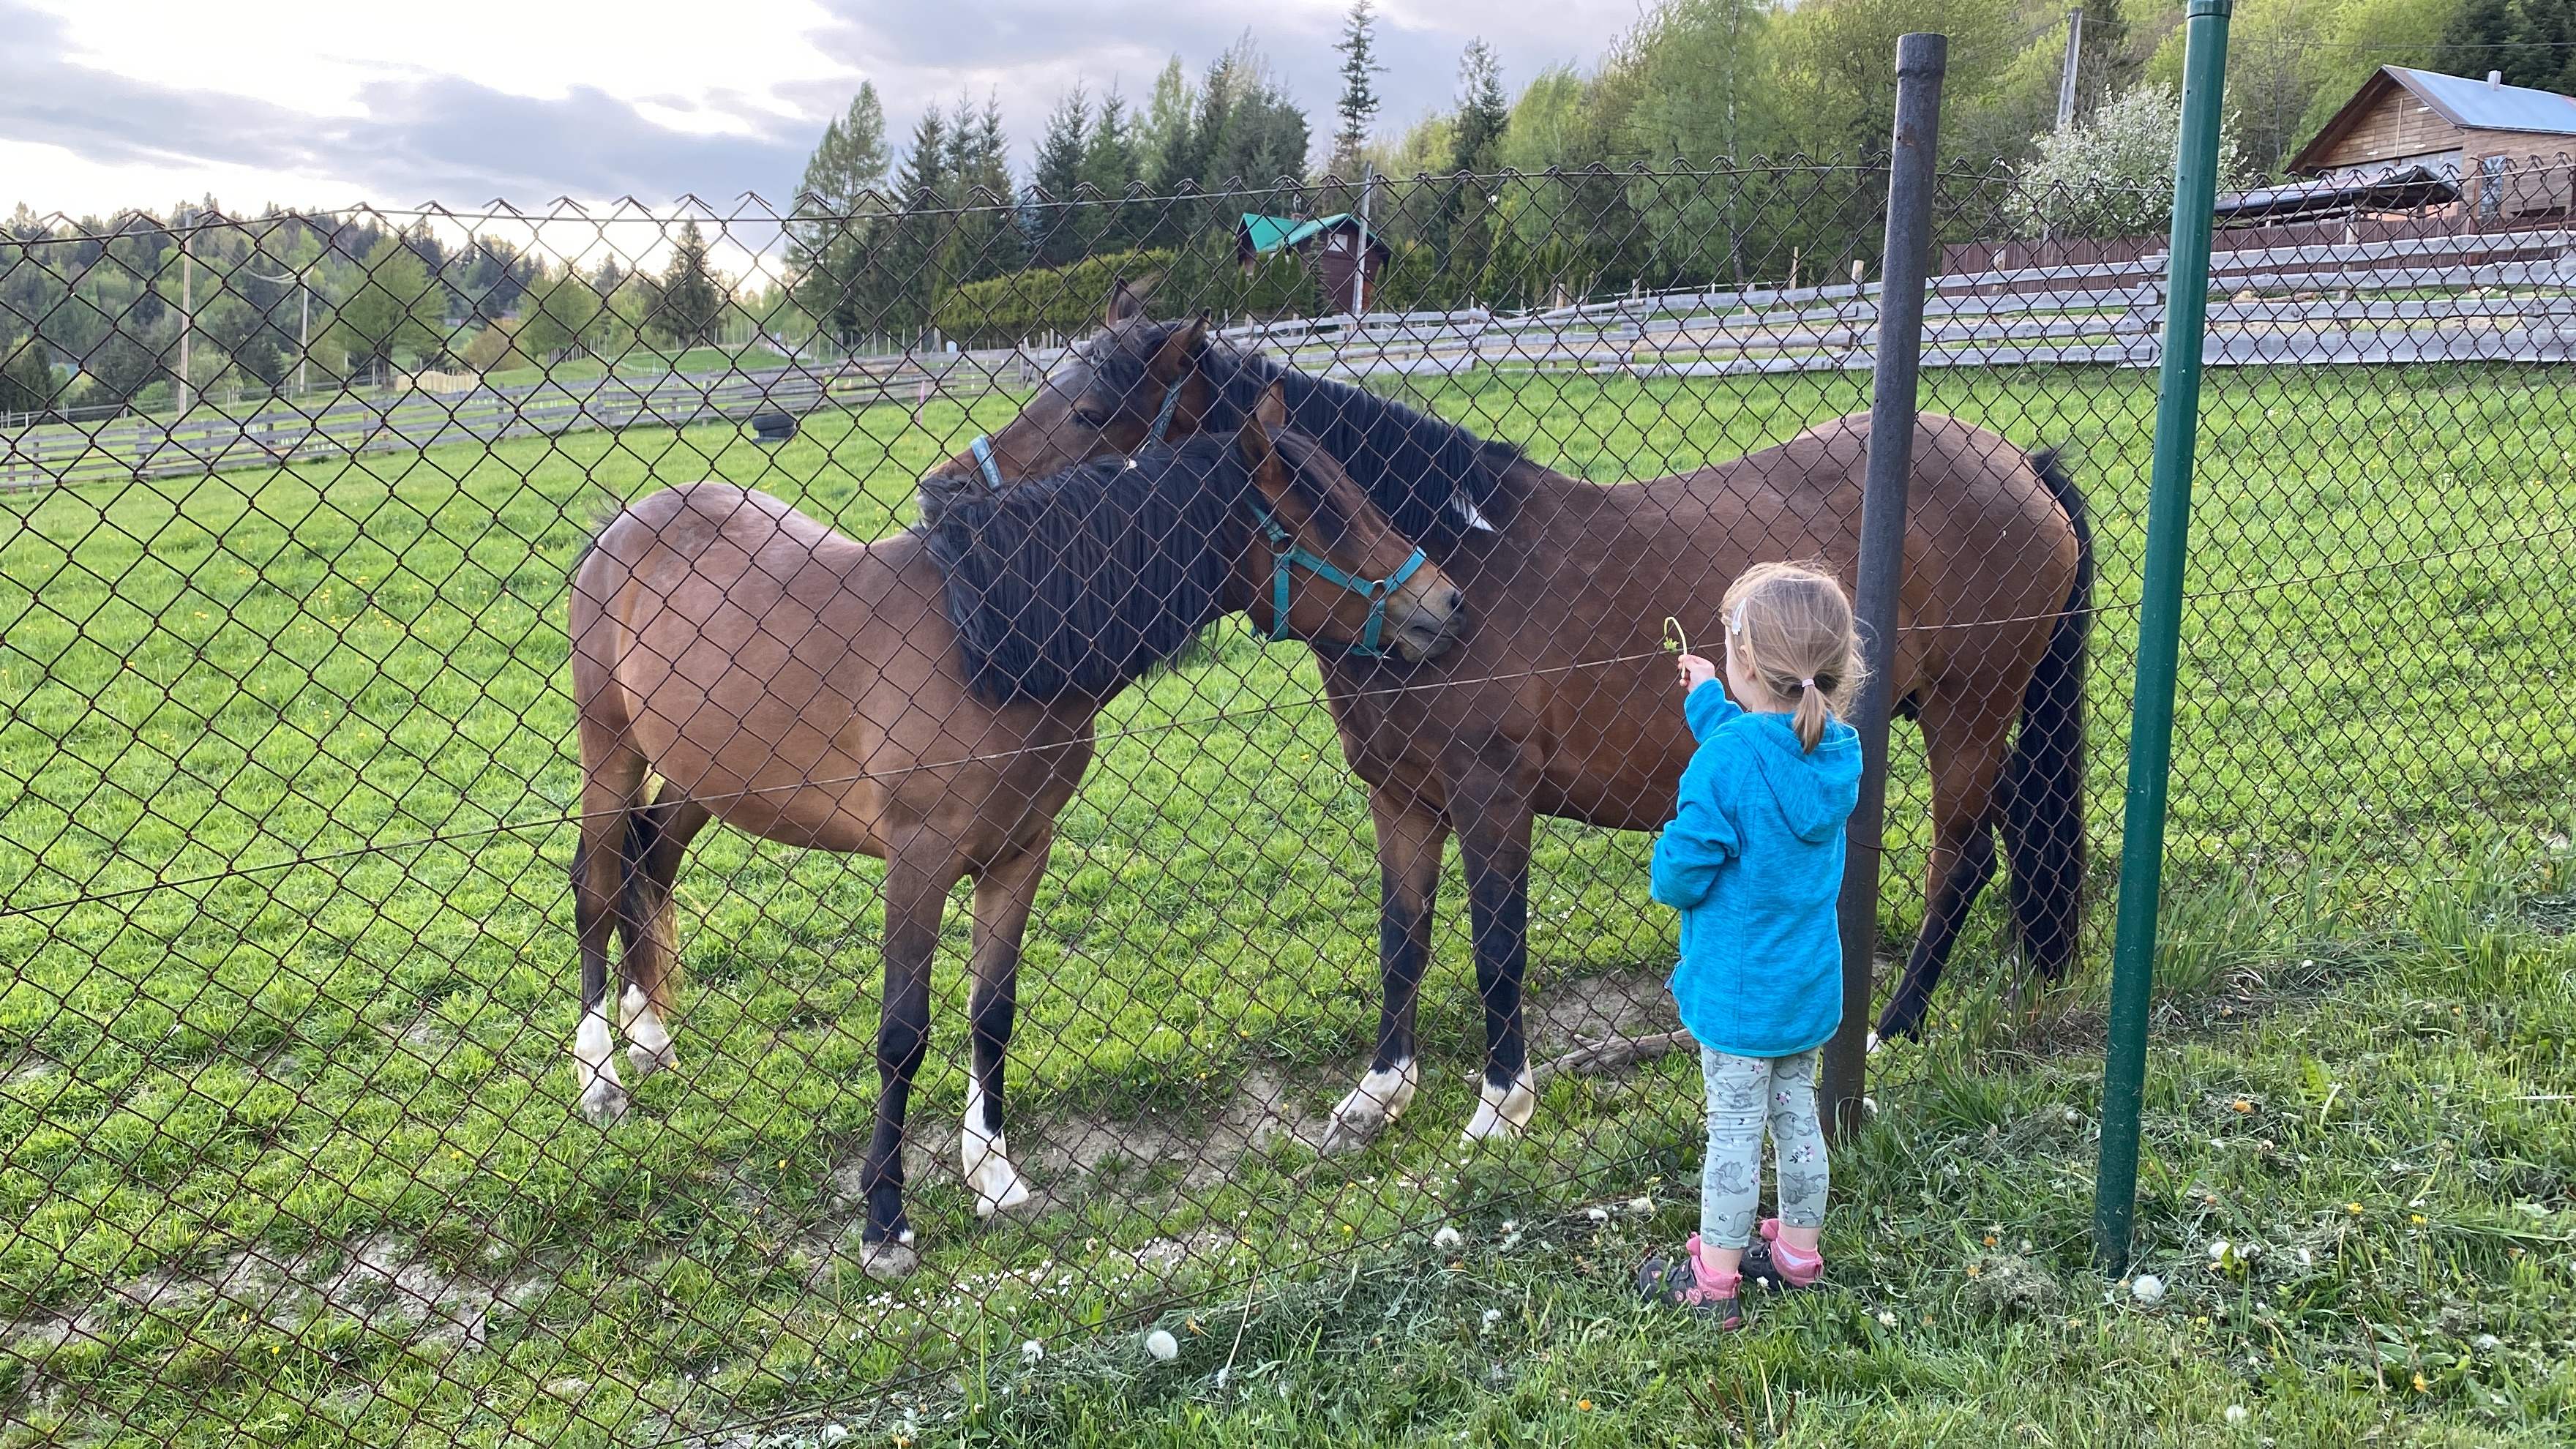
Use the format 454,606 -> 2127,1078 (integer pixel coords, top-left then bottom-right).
1451,762 -> 1537,1142
573,739 -> 646,1126
1323,794 -> 1448,1156
962,839 -> 1049,1218
859,853 -> 951,1281
618,794 -> 710,1082
1874,683 -> 2015,1043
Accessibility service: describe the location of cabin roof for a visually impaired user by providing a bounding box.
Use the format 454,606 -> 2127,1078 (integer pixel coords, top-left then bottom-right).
2293,67 -> 2576,174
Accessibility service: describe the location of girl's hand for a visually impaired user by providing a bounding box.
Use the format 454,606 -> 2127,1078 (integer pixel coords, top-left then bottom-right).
1676,653 -> 1717,693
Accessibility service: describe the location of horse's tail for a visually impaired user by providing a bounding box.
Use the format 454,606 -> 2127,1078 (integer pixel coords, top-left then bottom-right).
2001,447 -> 2092,982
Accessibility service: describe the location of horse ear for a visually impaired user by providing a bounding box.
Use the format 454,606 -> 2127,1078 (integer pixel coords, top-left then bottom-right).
1102,272 -> 1164,326
1253,380 -> 1288,431
1238,384 -> 1280,473
1148,312 -> 1209,381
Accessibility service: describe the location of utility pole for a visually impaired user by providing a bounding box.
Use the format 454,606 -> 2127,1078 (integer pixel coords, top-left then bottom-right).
1352,162 -> 1374,317
176,213 -> 194,417
2056,9 -> 2086,131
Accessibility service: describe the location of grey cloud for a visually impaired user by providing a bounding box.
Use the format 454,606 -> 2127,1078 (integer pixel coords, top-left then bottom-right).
2,0 -> 809,210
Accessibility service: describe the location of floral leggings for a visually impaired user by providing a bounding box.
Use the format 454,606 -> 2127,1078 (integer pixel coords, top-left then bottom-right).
1699,1046 -> 1830,1250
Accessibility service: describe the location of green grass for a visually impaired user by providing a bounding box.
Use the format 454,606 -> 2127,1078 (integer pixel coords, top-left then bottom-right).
0,364 -> 2569,1444
782,842 -> 2576,1447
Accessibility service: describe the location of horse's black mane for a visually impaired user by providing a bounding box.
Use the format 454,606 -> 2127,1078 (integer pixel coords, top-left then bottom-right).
926,437 -> 1247,704
1092,326 -> 1521,550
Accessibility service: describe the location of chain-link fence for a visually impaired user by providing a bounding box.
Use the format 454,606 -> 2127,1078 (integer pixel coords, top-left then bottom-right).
1,159 -> 2570,1442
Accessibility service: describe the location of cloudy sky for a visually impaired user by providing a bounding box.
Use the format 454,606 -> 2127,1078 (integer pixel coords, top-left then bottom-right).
4,0 -> 1644,220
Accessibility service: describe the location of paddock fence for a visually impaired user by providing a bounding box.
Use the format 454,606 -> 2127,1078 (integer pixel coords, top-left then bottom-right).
1,162 -> 2571,1444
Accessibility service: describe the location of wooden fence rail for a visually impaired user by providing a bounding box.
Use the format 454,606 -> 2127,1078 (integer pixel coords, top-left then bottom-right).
7,228 -> 2570,489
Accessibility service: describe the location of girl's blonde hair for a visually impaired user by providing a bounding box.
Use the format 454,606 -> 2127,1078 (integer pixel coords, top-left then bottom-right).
1722,561 -> 1865,752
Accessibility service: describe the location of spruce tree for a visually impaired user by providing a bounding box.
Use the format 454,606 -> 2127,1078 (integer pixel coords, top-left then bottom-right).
1331,1 -> 1384,180
1031,88 -> 1091,266
2444,0 -> 2576,96
790,82 -> 891,268
654,220 -> 724,350
1452,40 -> 1510,173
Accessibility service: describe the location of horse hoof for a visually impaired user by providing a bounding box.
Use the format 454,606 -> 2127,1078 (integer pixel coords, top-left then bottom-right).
578,1082 -> 629,1127
626,1040 -> 677,1080
1319,1109 -> 1388,1157
858,1234 -> 918,1282
1461,1071 -> 1537,1142
975,1176 -> 1035,1218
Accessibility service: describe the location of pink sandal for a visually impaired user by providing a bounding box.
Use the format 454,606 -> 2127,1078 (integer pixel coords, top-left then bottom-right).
1740,1218 -> 1824,1292
1637,1233 -> 1744,1328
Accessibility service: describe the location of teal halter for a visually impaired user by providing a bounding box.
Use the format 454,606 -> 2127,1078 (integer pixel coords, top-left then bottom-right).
1244,498 -> 1430,659
962,373 -> 1186,493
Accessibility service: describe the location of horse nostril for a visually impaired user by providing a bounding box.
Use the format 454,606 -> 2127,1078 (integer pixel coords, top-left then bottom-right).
1442,587 -> 1464,614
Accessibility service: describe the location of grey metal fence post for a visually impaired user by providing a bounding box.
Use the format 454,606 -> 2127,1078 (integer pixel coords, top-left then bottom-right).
1827,31 -> 1947,1139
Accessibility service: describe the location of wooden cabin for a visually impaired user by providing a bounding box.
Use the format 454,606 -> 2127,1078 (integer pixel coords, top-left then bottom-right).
2291,67 -> 2576,220
1236,214 -> 1390,315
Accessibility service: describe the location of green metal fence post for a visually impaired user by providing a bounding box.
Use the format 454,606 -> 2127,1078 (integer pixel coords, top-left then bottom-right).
2092,0 -> 2234,1276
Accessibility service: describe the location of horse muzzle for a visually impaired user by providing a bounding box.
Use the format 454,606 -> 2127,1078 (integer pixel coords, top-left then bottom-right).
1385,583 -> 1466,662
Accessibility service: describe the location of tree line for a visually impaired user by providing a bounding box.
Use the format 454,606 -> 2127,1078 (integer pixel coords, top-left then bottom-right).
1,0 -> 2555,418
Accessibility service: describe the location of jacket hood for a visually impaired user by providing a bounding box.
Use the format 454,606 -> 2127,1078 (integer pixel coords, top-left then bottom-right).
1740,714 -> 1863,843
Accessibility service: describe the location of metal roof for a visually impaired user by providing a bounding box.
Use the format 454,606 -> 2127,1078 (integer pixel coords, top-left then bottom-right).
1237,213 -> 1378,257
2390,67 -> 2576,137
2213,165 -> 2459,226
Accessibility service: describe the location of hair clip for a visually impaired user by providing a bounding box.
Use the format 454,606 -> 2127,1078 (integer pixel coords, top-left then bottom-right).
1729,599 -> 1748,636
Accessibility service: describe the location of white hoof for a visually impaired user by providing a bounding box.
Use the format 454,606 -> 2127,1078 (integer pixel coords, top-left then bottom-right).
1866,1030 -> 1882,1055
1461,1069 -> 1537,1142
858,1232 -> 918,1282
962,1078 -> 1034,1216
1323,1060 -> 1419,1156
577,1079 -> 629,1126
573,1008 -> 626,1124
621,990 -> 676,1079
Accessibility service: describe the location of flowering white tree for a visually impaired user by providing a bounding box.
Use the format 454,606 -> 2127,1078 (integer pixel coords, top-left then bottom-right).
2009,83 -> 2246,239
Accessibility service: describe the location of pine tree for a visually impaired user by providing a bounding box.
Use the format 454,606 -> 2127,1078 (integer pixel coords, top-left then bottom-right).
2445,0 -> 2576,96
653,220 -> 724,349
1030,87 -> 1091,266
0,337 -> 55,419
790,82 -> 891,269
1452,39 -> 1510,173
1331,1 -> 1385,179
1079,89 -> 1144,254
1034,87 -> 1090,201
947,94 -> 1025,282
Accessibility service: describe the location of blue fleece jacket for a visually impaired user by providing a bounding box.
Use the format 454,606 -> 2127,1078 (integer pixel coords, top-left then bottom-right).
1651,680 -> 1864,1058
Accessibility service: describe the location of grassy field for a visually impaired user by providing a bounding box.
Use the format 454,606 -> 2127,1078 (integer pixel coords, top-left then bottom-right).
0,362 -> 2569,1444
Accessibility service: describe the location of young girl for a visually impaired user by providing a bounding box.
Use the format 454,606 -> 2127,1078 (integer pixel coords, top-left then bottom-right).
1638,561 -> 1864,1328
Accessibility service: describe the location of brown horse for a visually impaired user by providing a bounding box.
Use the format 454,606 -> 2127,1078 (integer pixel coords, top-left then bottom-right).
568,388 -> 1464,1276
926,295 -> 2091,1152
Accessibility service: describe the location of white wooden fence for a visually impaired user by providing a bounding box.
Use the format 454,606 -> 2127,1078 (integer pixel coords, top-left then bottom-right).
7,228 -> 2570,490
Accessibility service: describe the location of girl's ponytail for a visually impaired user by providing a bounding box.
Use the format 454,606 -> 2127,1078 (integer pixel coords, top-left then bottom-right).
1722,561 -> 1865,753
1791,675 -> 1833,754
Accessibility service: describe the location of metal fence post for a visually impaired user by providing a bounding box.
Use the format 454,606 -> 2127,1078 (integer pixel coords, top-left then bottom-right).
2093,0 -> 2234,1274
1827,31 -> 1947,1139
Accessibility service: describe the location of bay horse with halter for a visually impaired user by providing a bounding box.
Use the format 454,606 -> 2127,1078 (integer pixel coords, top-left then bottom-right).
925,290 -> 2092,1153
567,387 -> 1462,1277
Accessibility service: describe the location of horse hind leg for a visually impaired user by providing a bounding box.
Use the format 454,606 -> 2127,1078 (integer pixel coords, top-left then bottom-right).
618,792 -> 710,1082
1873,682 -> 2015,1044
573,741 -> 648,1125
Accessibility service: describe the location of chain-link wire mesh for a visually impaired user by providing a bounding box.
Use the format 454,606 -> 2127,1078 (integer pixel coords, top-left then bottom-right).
1,158 -> 2570,1442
